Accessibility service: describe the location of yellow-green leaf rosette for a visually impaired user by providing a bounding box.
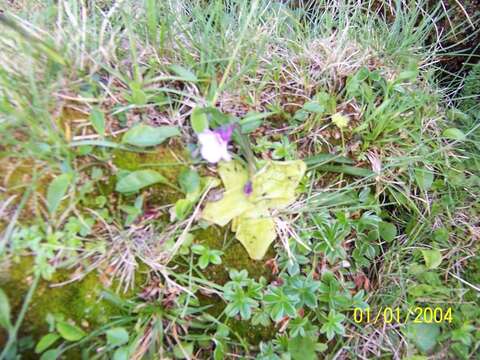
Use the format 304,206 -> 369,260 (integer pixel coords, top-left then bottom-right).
201,160 -> 306,260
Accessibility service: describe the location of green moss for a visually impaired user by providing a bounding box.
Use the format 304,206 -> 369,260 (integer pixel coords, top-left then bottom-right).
189,226 -> 276,344
112,146 -> 187,206
0,257 -> 123,345
0,158 -> 51,223
194,226 -> 275,286
226,318 -> 275,344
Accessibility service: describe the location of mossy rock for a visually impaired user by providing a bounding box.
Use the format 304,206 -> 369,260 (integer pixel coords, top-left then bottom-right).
194,226 -> 275,286
112,146 -> 187,206
0,257 -> 125,356
188,226 -> 277,344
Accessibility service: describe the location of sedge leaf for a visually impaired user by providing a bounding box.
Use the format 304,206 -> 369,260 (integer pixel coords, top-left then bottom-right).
89,107 -> 105,136
0,288 -> 12,331
56,321 -> 86,341
106,327 -> 129,346
122,124 -> 179,147
116,170 -> 170,193
35,333 -> 60,354
191,107 -> 209,133
47,173 -> 72,214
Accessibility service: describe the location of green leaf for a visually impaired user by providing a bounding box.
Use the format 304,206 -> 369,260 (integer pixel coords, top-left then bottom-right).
414,167 -> 434,191
320,310 -> 345,340
128,81 -> 147,105
122,124 -> 180,147
113,346 -> 130,360
240,112 -> 272,133
47,173 -> 72,214
213,341 -> 225,360
397,69 -> 418,82
173,342 -> 194,359
288,336 -> 317,360
106,327 -> 129,346
422,249 -> 442,269
442,128 -> 466,141
178,169 -> 200,194
191,107 -> 209,133
406,323 -> 439,353
304,153 -> 354,167
89,107 -> 105,136
175,199 -> 193,220
315,164 -> 374,177
303,101 -> 325,113
40,349 -> 60,360
0,288 -> 12,331
56,321 -> 86,341
433,228 -> 449,242
115,170 -> 169,193
198,254 -> 210,269
35,333 -> 60,354
379,222 -> 397,242
169,65 -> 198,82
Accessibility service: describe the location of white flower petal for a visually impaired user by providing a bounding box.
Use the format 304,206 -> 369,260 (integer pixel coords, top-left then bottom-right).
198,130 -> 231,163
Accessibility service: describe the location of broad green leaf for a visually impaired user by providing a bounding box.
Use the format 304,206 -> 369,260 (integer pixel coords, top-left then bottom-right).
47,173 -> 73,214
303,101 -> 325,113
175,199 -> 193,221
442,128 -> 466,141
191,107 -> 209,133
240,112 -> 272,133
422,249 -> 442,269
35,333 -> 60,354
201,189 -> 255,227
201,160 -> 306,259
379,222 -> 397,242
217,161 -> 249,190
235,217 -> 276,260
89,107 -> 105,136
40,349 -> 61,360
56,321 -> 86,341
288,336 -> 317,360
122,124 -> 180,147
251,160 -> 306,209
406,323 -> 439,353
0,288 -> 12,331
113,347 -> 130,360
178,169 -> 200,194
106,327 -> 129,346
129,81 -> 147,105
115,170 -> 169,193
414,167 -> 434,191
169,65 -> 198,82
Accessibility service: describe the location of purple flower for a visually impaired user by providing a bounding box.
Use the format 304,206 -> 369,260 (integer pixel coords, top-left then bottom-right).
198,124 -> 235,164
243,181 -> 253,196
216,124 -> 234,142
